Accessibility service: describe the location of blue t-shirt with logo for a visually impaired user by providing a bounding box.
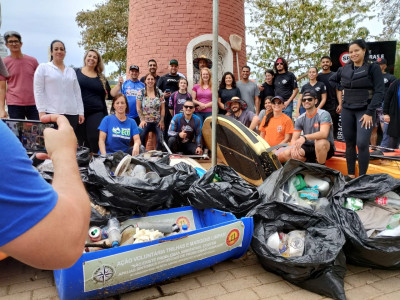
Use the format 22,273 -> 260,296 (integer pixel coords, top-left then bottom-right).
121,79 -> 145,118
0,121 -> 58,246
98,115 -> 140,153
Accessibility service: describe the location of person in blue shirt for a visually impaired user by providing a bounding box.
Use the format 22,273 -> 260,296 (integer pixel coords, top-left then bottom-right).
0,114 -> 90,269
98,93 -> 141,156
168,100 -> 203,155
110,65 -> 145,125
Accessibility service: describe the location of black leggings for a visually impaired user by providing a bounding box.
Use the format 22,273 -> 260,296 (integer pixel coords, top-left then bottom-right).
341,107 -> 375,175
77,112 -> 106,153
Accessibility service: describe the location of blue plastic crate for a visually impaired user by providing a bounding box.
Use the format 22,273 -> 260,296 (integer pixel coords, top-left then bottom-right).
54,206 -> 253,300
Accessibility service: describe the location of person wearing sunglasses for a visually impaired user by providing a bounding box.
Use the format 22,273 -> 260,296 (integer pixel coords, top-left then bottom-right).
278,90 -> 335,164
0,31 -> 39,120
259,95 -> 294,147
167,100 -> 203,155
273,57 -> 298,119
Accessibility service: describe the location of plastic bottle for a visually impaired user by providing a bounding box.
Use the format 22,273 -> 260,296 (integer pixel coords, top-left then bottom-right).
107,218 -> 121,247
303,174 -> 330,197
386,214 -> 400,230
375,197 -> 400,209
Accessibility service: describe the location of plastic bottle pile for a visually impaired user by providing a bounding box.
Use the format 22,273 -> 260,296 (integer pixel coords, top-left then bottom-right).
266,230 -> 306,257
84,218 -> 182,252
283,173 -> 331,210
344,191 -> 400,237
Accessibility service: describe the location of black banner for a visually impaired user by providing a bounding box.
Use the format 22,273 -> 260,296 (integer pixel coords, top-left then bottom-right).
330,41 -> 397,74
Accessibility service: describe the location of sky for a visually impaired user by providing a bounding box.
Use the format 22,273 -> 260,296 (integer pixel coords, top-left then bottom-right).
1,0 -> 101,68
1,0 -> 384,77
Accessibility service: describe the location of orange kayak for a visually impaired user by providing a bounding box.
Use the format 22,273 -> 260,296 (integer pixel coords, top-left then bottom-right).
326,155 -> 400,178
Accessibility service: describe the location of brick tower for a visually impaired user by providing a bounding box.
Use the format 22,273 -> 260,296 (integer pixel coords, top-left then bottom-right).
127,0 -> 246,87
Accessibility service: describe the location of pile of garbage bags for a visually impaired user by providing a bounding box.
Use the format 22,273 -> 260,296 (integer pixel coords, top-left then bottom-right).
34,151 -> 400,299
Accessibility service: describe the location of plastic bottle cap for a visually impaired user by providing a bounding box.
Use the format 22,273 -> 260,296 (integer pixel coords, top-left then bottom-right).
112,241 -> 120,247
182,224 -> 188,230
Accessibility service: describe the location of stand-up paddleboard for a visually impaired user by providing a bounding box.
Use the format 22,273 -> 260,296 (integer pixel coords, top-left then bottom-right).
169,155 -> 207,177
202,115 -> 281,185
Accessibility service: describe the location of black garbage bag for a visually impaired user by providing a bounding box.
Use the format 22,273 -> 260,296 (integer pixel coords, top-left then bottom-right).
257,159 -> 346,214
249,201 -> 347,300
184,165 -> 260,218
76,146 -> 91,167
331,174 -> 400,269
88,152 -> 198,216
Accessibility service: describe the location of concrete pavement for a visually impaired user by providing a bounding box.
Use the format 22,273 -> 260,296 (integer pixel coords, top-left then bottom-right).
1,249 -> 400,300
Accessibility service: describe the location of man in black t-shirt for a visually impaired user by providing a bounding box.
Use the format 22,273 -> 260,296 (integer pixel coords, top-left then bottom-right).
157,59 -> 182,138
273,57 -> 298,119
140,59 -> 160,84
317,56 -> 342,138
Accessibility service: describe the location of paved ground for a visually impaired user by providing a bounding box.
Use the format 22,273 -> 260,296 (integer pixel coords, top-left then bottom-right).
1,249 -> 400,300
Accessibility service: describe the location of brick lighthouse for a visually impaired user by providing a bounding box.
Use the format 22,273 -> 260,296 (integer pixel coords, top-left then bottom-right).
127,0 -> 246,87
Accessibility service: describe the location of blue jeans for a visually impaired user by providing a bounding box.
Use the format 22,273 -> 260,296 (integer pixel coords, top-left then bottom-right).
380,122 -> 390,149
195,111 -> 212,123
283,102 -> 293,119
7,105 -> 39,120
140,122 -> 162,150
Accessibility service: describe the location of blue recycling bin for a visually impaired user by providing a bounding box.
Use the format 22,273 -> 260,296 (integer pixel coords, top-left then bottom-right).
54,206 -> 253,300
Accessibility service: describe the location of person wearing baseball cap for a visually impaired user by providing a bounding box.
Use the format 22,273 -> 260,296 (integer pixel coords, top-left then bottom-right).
278,90 -> 335,164
259,95 -> 294,147
372,57 -> 396,151
157,59 -> 184,139
110,64 -> 144,125
226,96 -> 260,130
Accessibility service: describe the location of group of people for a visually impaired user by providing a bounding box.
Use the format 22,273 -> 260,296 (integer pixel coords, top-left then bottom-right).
0,29 -> 399,270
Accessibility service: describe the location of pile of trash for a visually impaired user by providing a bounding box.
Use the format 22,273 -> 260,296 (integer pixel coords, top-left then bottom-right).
84,217 -> 185,252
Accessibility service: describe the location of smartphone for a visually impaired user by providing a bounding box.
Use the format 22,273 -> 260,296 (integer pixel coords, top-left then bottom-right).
2,119 -> 55,152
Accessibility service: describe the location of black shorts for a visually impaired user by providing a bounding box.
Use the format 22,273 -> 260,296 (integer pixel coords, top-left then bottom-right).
301,141 -> 335,163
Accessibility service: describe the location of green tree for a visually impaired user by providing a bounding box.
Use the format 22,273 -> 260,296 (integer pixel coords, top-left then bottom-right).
378,0 -> 400,39
247,0 -> 374,77
76,0 -> 129,78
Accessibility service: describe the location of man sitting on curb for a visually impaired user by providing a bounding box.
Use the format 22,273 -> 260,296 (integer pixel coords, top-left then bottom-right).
278,90 -> 335,164
226,96 -> 260,131
167,100 -> 203,155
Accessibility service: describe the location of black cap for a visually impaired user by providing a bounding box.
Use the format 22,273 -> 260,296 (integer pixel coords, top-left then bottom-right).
376,58 -> 387,65
129,65 -> 139,71
271,95 -> 284,103
302,90 -> 318,99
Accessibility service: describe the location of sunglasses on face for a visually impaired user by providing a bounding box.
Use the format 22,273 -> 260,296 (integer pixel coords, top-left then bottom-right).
183,105 -> 194,109
302,98 -> 314,102
276,62 -> 284,65
271,102 -> 283,105
6,40 -> 20,45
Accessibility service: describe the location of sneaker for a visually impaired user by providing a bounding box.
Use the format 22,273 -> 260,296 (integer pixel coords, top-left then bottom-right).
370,150 -> 383,156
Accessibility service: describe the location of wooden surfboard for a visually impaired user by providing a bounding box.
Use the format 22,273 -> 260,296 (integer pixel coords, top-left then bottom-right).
202,115 -> 281,185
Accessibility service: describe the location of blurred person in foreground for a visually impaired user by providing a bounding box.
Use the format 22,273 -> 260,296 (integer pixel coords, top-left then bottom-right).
0,114 -> 90,270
